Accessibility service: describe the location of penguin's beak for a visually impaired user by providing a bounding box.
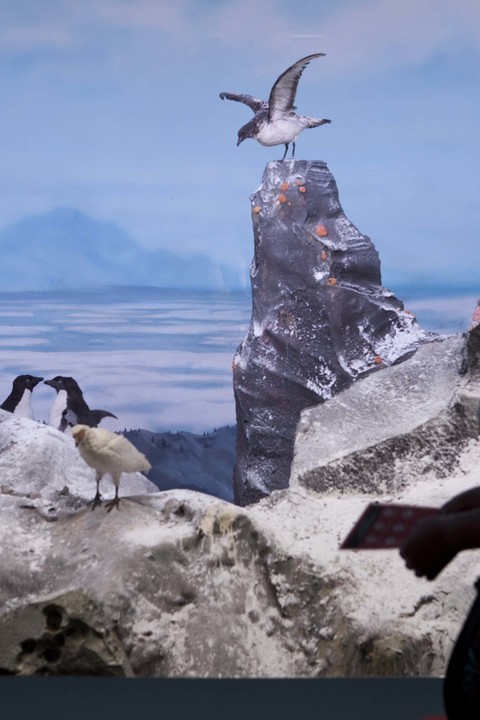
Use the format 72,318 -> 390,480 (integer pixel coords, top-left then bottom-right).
237,137 -> 244,146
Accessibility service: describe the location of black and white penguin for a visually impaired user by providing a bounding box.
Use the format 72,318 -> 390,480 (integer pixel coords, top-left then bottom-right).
0,374 -> 44,419
44,376 -> 117,432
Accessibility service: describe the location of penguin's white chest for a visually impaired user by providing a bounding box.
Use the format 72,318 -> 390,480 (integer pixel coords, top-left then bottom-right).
14,389 -> 34,419
49,389 -> 68,429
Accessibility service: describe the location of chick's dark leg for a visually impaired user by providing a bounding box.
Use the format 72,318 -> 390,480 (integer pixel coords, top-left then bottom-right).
105,483 -> 121,512
291,141 -> 296,158
88,471 -> 104,510
281,143 -> 289,161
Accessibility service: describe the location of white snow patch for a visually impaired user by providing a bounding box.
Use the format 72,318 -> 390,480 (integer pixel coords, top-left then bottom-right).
313,269 -> 328,282
305,378 -> 333,399
253,320 -> 264,338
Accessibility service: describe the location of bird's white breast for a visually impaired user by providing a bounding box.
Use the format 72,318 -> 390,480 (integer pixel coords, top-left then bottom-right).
13,389 -> 34,419
256,116 -> 306,146
49,389 -> 67,429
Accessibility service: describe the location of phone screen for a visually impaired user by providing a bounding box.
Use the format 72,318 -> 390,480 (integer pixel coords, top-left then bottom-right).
340,503 -> 439,549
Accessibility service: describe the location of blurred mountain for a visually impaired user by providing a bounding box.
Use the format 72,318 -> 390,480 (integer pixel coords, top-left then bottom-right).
0,208 -> 248,291
123,425 -> 236,503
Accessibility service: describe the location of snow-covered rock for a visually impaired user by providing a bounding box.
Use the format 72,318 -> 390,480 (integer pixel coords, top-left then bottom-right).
0,322 -> 479,678
0,412 -> 158,506
291,333 -> 476,494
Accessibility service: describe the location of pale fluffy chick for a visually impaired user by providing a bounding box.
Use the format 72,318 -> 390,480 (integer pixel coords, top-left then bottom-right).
72,424 -> 151,512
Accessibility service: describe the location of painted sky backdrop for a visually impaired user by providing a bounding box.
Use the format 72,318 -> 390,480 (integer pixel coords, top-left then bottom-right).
0,0 -> 478,291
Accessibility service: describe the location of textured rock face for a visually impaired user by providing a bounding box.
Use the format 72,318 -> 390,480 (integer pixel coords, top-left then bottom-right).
0,590 -> 133,676
0,323 -> 479,678
233,159 -> 428,505
291,325 -> 480,495
290,335 -> 472,494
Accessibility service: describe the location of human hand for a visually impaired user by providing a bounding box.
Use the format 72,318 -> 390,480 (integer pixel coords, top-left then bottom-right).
442,486 -> 480,514
400,514 -> 460,580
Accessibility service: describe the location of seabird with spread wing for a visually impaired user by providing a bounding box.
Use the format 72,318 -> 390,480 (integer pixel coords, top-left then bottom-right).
220,53 -> 331,160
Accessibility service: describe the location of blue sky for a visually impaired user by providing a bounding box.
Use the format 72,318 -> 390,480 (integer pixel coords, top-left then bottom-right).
0,0 -> 479,291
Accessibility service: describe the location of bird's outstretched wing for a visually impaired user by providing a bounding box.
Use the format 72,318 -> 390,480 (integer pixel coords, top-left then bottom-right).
92,409 -> 118,424
268,53 -> 326,121
219,92 -> 267,114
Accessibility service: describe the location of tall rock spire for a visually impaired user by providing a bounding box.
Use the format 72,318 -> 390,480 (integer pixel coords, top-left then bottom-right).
233,160 -> 430,505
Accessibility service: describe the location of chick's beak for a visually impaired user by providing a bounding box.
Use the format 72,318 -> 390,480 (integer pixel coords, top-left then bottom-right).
72,426 -> 86,446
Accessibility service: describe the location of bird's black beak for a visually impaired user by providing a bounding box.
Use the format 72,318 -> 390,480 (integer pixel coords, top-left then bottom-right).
33,376 -> 44,387
44,379 -> 55,388
237,137 -> 244,147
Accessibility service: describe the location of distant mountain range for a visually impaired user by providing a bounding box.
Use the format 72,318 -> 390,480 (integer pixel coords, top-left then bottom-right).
0,208 -> 248,291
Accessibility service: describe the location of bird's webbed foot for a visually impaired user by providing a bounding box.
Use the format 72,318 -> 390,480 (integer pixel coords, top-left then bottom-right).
87,492 -> 103,511
105,495 -> 121,513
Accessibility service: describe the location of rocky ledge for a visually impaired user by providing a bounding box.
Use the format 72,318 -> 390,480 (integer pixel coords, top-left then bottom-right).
232,160 -> 429,505
0,321 -> 478,677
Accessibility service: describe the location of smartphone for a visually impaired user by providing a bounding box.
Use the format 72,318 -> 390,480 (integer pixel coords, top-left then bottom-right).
340,502 -> 439,549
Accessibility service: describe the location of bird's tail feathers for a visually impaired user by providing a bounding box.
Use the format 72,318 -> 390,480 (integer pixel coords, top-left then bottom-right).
141,458 -> 152,474
306,116 -> 331,128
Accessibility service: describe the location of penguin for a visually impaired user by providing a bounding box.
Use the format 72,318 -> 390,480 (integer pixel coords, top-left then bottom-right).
44,376 -> 117,432
0,375 -> 44,419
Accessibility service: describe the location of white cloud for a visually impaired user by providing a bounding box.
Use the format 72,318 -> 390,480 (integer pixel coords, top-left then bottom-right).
82,0 -> 189,32
1,0 -> 479,75
0,23 -> 74,52
319,0 -> 480,75
83,0 -> 480,74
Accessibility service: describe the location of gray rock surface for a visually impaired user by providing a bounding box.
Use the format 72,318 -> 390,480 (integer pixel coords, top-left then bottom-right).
291,333 -> 477,494
0,413 -> 159,506
0,589 -> 133,676
0,323 -> 479,678
233,160 -> 429,505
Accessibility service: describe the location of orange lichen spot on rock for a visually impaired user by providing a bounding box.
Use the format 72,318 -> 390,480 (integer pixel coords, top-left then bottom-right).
280,182 -> 290,192
253,206 -> 262,214
298,186 -> 306,193
315,224 -> 328,237
321,250 -> 328,262
327,277 -> 337,286
374,356 -> 383,365
278,194 -> 287,204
